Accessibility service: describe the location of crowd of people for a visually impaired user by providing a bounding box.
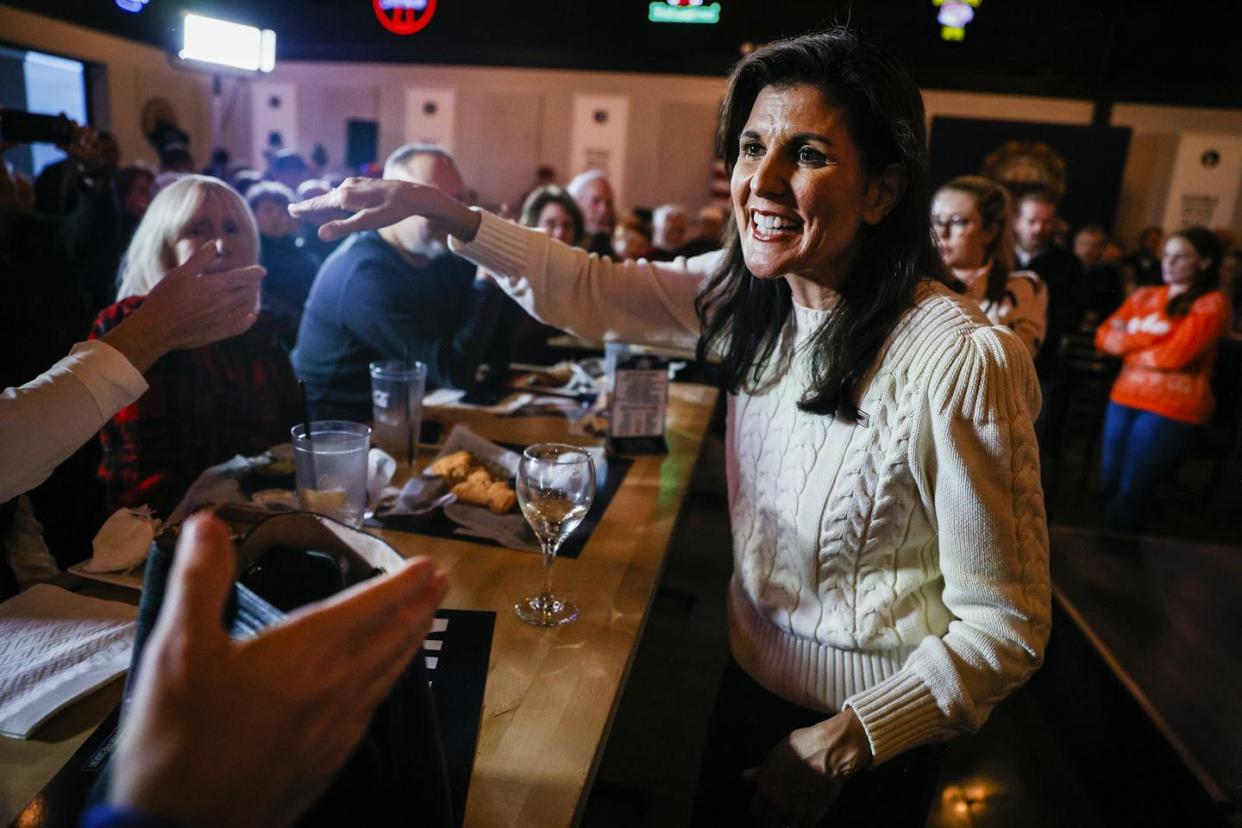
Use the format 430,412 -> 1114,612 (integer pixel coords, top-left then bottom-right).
0,22 -> 1238,827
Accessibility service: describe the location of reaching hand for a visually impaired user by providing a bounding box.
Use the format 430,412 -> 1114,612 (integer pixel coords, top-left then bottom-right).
101,240 -> 266,372
288,176 -> 481,243
110,513 -> 448,828
741,709 -> 873,828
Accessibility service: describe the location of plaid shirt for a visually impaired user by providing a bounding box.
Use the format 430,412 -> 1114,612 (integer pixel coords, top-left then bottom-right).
90,297 -> 302,517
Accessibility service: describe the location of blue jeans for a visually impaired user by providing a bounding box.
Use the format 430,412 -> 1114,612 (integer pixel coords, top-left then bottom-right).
1099,402 -> 1198,532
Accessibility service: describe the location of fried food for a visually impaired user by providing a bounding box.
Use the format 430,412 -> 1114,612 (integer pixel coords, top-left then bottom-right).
431,450 -> 517,513
427,450 -> 475,485
451,477 -> 517,514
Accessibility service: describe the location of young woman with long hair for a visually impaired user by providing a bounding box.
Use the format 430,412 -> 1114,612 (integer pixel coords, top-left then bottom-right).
1095,226 -> 1230,532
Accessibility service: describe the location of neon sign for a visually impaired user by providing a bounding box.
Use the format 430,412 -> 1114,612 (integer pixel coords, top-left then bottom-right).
649,1 -> 721,25
374,0 -> 437,35
933,0 -> 981,41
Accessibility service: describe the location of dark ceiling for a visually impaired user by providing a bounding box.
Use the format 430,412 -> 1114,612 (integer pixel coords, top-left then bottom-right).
4,0 -> 1241,108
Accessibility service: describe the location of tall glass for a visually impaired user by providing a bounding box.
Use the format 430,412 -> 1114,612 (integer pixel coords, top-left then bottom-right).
514,443 -> 596,627
369,360 -> 427,467
291,421 -> 370,527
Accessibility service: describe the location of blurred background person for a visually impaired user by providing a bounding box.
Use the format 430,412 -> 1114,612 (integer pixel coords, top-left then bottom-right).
202,147 -> 231,181
296,178 -> 337,264
90,175 -> 299,516
1073,224 -> 1125,326
158,144 -> 195,175
34,129 -> 119,216
649,203 -> 688,260
1,124 -> 124,561
1013,191 -> 1082,366
932,175 -> 1047,357
247,182 -> 319,350
521,185 -> 583,246
676,205 -> 727,257
267,148 -> 312,192
1094,226 -> 1230,532
567,168 -> 616,257
1014,189 -> 1087,460
1121,225 -> 1163,290
509,185 -> 581,360
230,168 -> 264,198
611,214 -> 653,261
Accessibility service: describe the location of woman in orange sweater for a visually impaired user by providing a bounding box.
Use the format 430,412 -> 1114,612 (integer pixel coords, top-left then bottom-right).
1095,226 -> 1230,532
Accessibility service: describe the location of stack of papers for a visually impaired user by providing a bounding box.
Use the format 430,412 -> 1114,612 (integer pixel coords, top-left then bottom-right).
0,585 -> 137,739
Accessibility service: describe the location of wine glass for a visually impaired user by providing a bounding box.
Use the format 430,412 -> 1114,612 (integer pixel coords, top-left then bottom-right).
514,443 -> 596,627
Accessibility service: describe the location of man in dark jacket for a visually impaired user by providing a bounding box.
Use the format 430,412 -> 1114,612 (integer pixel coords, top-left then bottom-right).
292,145 -> 517,420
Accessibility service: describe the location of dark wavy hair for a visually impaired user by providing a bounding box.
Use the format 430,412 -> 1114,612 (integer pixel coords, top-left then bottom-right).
695,28 -> 949,421
520,185 -> 585,245
1165,226 -> 1223,317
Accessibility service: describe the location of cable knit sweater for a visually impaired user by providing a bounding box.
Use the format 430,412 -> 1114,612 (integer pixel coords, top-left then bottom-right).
451,212 -> 1051,765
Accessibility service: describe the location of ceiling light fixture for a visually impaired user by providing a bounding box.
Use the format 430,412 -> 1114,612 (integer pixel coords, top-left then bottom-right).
933,0 -> 981,41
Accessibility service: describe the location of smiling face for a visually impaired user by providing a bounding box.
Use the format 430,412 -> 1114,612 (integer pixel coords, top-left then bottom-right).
1162,235 -> 1207,291
730,84 -> 895,298
931,189 -> 994,270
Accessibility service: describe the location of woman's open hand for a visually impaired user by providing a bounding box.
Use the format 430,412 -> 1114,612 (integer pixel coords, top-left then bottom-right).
742,708 -> 873,827
288,176 -> 481,243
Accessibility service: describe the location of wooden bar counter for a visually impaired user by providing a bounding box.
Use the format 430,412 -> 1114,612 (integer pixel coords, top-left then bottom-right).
0,382 -> 720,828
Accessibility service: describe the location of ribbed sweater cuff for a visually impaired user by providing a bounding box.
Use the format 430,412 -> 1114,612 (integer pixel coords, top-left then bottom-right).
844,669 -> 944,766
67,340 -> 149,417
448,209 -> 532,280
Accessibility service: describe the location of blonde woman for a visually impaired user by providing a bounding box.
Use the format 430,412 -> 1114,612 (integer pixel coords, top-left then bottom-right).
931,176 -> 1048,356
90,175 -> 300,516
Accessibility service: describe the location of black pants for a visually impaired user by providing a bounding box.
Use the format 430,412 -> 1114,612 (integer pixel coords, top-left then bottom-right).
691,661 -> 945,827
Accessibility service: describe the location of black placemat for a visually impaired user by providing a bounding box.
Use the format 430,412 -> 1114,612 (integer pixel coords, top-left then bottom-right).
424,609 -> 495,827
369,455 -> 633,560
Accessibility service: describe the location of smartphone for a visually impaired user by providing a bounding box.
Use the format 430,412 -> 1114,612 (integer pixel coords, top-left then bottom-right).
0,110 -> 75,145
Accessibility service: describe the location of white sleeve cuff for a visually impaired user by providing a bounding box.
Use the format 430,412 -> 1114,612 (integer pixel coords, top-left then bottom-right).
66,340 -> 149,419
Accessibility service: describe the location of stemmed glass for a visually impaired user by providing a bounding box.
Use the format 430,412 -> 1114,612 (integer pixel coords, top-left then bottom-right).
514,443 -> 596,627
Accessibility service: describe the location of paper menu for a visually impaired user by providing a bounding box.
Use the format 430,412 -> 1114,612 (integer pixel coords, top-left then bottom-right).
0,585 -> 136,739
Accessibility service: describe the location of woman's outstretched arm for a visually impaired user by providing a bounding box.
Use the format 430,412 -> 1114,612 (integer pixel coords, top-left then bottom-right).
291,178 -> 717,350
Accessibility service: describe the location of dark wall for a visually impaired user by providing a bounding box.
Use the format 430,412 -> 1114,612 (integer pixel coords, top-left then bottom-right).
929,117 -> 1132,232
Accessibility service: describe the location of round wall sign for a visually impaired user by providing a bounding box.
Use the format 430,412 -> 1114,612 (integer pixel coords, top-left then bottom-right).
373,0 -> 438,35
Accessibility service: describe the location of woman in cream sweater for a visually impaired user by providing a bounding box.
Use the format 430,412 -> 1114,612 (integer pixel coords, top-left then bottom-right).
293,29 -> 1050,828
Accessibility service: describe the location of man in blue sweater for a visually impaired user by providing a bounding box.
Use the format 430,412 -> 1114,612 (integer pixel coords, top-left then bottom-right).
292,144 -> 515,419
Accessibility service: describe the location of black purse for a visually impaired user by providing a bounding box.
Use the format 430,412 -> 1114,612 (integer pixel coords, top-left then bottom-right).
115,511 -> 456,827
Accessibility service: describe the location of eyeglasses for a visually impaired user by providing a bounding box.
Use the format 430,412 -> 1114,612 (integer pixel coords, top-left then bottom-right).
931,215 -> 973,233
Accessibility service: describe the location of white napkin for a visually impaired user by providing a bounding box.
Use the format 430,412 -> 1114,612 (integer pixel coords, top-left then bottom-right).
423,388 -> 535,415
84,506 -> 160,574
0,585 -> 136,739
374,476 -> 457,518
367,448 -> 397,508
443,503 -> 539,552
